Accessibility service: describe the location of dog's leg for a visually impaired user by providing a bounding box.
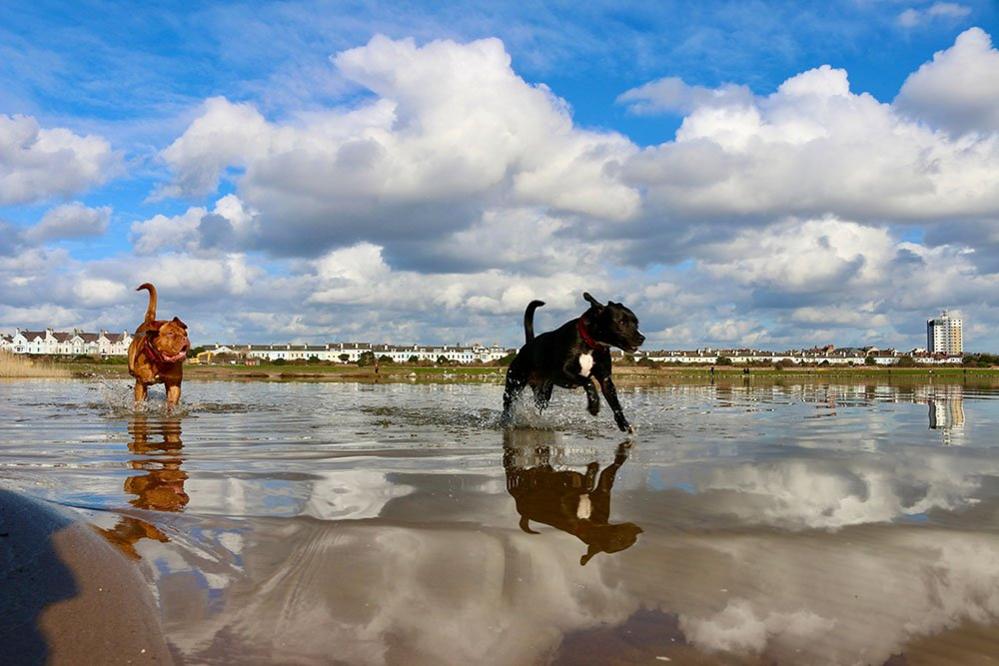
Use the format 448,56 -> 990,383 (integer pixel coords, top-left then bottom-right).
534,381 -> 553,412
597,376 -> 632,433
584,380 -> 600,416
598,447 -> 629,492
502,370 -> 527,427
133,382 -> 147,406
165,383 -> 181,411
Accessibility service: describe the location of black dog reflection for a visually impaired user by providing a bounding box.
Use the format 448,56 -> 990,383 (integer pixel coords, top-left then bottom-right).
503,431 -> 642,565
98,415 -> 188,559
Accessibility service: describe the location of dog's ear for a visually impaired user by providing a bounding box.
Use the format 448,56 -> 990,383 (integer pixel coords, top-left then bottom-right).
583,292 -> 603,309
171,316 -> 188,330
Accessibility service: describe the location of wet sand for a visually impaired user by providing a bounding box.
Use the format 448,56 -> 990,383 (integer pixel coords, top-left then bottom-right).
1,380 -> 998,663
0,488 -> 172,665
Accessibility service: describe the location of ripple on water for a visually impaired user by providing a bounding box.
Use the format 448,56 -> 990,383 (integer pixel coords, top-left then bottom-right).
3,378 -> 999,663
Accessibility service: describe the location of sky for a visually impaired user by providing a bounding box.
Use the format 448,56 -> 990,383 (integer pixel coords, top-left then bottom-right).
1,0 -> 998,350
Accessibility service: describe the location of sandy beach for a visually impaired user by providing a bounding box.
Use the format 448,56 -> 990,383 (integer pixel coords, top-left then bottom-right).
0,488 -> 173,665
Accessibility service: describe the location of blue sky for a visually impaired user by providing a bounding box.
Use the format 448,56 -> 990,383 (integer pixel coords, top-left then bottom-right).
1,1 -> 998,349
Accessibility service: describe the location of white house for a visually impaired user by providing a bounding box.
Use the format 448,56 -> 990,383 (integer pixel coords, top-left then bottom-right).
5,328 -> 132,357
99,331 -> 133,356
214,341 -> 513,365
11,330 -> 51,355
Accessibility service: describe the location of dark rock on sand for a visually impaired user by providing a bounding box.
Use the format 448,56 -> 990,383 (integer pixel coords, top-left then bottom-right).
0,488 -> 172,665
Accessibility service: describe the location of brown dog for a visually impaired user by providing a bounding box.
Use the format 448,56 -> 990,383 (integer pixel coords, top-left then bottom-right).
127,283 -> 190,408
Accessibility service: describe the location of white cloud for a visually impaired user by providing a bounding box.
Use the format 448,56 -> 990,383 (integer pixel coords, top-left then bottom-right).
158,36 -> 640,259
622,61 -> 999,222
617,77 -> 754,115
791,304 -> 890,328
155,98 -> 272,199
307,241 -> 599,316
705,319 -> 769,345
896,27 -> 999,134
130,194 -> 257,255
0,114 -> 117,205
0,303 -> 81,329
24,202 -> 111,244
698,217 -> 895,293
898,3 -> 971,29
130,206 -> 207,255
123,252 -> 260,297
72,278 -> 128,307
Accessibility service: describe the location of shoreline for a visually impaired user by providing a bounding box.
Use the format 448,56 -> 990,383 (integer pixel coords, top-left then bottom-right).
4,360 -> 999,385
0,488 -> 173,664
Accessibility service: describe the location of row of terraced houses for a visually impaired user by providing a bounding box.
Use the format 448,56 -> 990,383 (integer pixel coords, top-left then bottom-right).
642,346 -> 963,365
1,329 -> 964,366
198,342 -> 513,364
1,329 -> 133,356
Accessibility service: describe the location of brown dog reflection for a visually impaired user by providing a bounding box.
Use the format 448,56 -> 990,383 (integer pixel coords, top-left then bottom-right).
98,416 -> 188,559
504,431 -> 642,565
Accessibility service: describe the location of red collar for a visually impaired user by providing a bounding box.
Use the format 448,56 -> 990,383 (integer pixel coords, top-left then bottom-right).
142,334 -> 170,369
577,317 -> 605,350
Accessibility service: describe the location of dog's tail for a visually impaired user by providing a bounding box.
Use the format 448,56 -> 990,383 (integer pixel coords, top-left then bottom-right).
136,283 -> 157,324
524,300 -> 545,343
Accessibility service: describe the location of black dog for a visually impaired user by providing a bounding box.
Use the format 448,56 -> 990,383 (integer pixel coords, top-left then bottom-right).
502,292 -> 645,432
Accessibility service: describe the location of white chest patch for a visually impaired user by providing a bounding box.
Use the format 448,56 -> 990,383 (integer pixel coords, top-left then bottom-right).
578,352 -> 594,377
576,494 -> 592,520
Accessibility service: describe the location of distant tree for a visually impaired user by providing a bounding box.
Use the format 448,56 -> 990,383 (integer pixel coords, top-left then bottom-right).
965,353 -> 999,367
437,355 -> 449,365
776,358 -> 796,369
636,356 -> 659,368
715,356 -> 733,366
408,355 -> 420,364
896,355 -> 917,368
819,360 -> 830,367
357,351 -> 376,366
273,358 -> 287,366
865,355 -> 877,366
307,355 -> 320,364
378,354 -> 393,364
338,353 -> 350,363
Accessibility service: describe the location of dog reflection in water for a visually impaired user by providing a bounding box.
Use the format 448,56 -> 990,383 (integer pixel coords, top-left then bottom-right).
503,430 -> 642,565
97,415 -> 188,559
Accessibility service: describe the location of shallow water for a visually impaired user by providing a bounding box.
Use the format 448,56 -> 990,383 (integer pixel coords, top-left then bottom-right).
2,378 -> 999,664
